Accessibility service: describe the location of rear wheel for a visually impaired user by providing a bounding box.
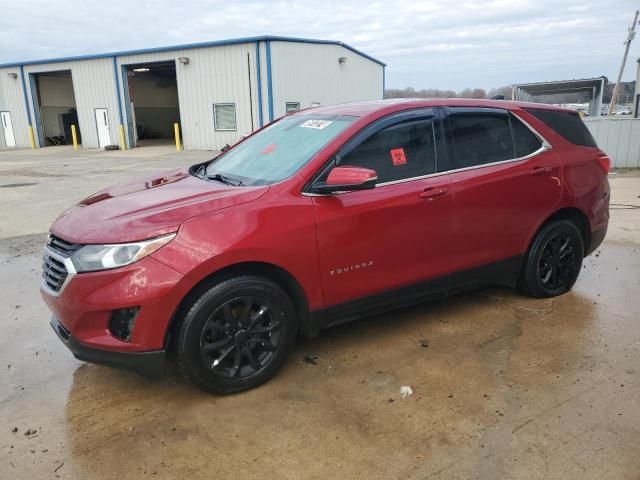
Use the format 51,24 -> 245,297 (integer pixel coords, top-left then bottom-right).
518,220 -> 584,298
177,276 -> 296,394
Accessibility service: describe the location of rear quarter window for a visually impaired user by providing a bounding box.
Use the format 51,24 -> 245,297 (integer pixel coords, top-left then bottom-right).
510,114 -> 542,157
524,108 -> 597,148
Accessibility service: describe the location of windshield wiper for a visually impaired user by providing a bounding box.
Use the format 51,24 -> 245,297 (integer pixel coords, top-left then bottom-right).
206,173 -> 244,186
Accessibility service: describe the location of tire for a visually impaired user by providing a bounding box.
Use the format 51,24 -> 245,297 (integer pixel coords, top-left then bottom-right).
518,220 -> 584,298
177,276 -> 297,394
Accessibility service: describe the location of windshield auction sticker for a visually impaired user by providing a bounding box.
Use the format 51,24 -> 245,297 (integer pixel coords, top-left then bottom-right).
300,119 -> 333,129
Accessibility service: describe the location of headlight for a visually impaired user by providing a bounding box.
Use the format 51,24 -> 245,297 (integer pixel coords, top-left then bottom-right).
70,233 -> 176,272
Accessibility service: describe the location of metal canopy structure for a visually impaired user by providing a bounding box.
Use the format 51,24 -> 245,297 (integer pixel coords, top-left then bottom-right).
511,77 -> 607,116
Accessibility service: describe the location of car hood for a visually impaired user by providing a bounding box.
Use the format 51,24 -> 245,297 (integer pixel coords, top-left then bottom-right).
50,168 -> 269,244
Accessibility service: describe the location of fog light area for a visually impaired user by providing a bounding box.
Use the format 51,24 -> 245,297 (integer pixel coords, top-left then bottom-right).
108,307 -> 140,342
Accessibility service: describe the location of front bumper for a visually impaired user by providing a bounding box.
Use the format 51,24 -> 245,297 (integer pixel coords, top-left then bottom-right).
41,254 -> 189,352
51,316 -> 166,380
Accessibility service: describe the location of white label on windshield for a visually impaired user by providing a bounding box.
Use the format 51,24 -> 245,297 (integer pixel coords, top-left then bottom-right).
300,119 -> 333,129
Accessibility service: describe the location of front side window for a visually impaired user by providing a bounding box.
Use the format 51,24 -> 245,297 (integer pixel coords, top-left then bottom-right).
204,114 -> 355,185
338,117 -> 437,184
286,102 -> 300,113
213,103 -> 237,131
445,110 -> 514,169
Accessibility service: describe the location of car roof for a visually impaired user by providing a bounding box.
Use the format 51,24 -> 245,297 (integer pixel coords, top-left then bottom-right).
298,98 -> 576,118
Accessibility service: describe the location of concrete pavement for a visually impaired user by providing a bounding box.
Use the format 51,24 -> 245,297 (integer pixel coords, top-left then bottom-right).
1,147 -> 639,479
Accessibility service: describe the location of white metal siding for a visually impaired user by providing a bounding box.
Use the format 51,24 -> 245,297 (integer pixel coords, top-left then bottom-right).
269,42 -> 383,119
0,83 -> 5,147
1,39 -> 384,151
584,117 -> 640,168
23,59 -> 120,149
0,67 -> 30,148
117,42 -> 259,150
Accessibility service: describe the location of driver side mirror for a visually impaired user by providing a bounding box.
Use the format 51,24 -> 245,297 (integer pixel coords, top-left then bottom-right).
313,166 -> 378,193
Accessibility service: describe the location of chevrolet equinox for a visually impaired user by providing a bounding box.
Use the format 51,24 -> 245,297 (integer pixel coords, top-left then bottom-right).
42,99 -> 610,393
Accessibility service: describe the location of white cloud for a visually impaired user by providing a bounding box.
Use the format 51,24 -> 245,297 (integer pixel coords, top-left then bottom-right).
1,0 -> 638,90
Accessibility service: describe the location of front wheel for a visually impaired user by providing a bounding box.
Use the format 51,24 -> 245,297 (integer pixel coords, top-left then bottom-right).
518,220 -> 584,298
177,276 -> 297,394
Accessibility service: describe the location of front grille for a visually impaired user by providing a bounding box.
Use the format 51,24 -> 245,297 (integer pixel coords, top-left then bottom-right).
42,252 -> 69,293
47,234 -> 82,256
42,234 -> 82,295
56,320 -> 71,340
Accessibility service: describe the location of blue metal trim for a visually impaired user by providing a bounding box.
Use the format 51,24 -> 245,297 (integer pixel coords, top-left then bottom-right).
255,41 -> 263,128
266,40 -> 274,122
28,73 -> 43,147
112,57 -> 124,126
121,65 -> 134,148
0,35 -> 386,69
19,66 -> 32,124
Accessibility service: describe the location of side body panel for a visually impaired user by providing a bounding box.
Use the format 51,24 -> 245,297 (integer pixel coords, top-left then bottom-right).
152,187 -> 324,311
311,176 -> 453,308
516,109 -> 610,242
445,108 -> 563,273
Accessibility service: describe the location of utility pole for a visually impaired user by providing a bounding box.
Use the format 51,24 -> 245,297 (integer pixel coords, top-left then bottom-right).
608,10 -> 639,116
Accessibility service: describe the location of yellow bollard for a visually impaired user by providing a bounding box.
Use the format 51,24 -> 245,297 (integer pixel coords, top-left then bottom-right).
174,122 -> 181,151
119,125 -> 126,150
28,125 -> 36,149
71,125 -> 78,150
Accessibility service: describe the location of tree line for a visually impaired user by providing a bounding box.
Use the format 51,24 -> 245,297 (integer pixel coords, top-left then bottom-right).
385,81 -> 636,104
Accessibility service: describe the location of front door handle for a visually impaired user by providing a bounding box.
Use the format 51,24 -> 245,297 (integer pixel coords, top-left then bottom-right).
530,166 -> 552,175
419,187 -> 448,199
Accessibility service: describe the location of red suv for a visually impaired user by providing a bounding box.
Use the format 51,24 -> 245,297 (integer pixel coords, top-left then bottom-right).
41,99 -> 609,393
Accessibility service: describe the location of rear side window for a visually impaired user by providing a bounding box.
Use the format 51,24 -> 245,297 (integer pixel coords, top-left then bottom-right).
445,111 -> 514,169
524,108 -> 596,147
510,114 -> 542,157
339,117 -> 436,183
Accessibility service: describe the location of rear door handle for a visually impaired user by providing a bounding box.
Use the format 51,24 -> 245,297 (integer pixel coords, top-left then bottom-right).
419,187 -> 448,199
530,166 -> 552,175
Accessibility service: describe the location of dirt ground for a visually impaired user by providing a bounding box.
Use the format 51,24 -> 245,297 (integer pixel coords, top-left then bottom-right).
1,146 -> 639,480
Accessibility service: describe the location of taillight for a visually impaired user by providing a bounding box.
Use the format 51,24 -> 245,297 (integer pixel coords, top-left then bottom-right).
596,153 -> 611,173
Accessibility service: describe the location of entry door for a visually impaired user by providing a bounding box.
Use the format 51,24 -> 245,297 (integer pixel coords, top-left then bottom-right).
442,107 -> 562,274
95,108 -> 111,148
1,112 -> 16,147
311,111 -> 454,308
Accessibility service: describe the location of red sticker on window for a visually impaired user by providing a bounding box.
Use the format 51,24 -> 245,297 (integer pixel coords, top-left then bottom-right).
390,148 -> 407,166
261,143 -> 277,154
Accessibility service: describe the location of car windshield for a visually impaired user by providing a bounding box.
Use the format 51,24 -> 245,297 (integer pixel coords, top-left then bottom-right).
203,114 -> 356,186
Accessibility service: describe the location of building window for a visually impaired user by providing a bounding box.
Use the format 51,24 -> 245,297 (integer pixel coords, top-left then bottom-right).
213,103 -> 237,131
285,102 -> 300,113
311,102 -> 321,108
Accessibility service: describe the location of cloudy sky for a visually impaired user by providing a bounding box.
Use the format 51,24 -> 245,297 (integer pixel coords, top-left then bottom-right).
1,0 -> 639,91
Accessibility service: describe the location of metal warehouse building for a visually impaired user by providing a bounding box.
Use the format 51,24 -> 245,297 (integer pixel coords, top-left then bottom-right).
0,36 -> 385,151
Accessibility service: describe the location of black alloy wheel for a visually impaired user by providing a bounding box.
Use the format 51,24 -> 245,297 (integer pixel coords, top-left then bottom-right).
538,233 -> 578,291
178,276 -> 296,394
518,220 -> 584,298
199,296 -> 280,379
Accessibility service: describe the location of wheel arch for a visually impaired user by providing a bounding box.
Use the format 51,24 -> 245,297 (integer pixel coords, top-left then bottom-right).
528,207 -> 591,256
164,261 -> 312,349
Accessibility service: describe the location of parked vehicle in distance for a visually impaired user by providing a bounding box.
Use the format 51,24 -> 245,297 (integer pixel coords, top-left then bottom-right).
41,99 -> 610,393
